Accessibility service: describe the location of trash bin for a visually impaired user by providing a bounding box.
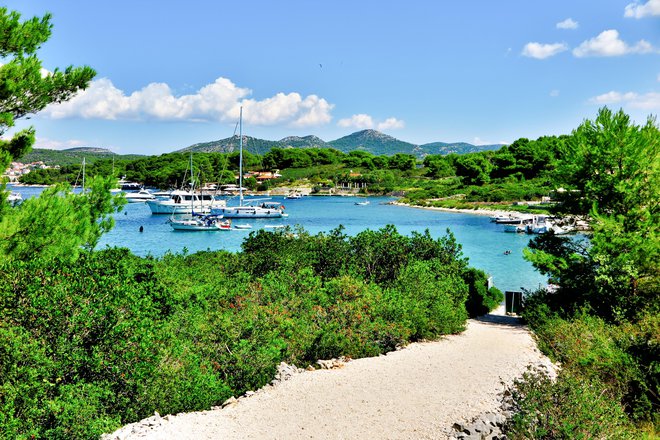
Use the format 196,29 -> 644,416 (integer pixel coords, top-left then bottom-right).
505,291 -> 523,315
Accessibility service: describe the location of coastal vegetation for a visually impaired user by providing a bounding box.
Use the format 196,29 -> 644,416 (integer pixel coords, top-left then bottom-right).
504,108 -> 659,439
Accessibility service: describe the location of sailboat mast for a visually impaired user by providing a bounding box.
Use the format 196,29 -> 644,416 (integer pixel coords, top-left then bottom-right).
190,153 -> 195,212
82,157 -> 85,192
239,106 -> 243,206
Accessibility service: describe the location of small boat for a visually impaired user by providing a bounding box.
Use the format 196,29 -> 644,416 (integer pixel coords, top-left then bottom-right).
124,189 -> 155,203
285,192 -> 303,199
504,224 -> 526,233
7,191 -> 22,206
169,214 -> 231,231
494,215 -> 532,224
234,223 -> 253,230
354,200 -> 370,206
264,224 -> 286,229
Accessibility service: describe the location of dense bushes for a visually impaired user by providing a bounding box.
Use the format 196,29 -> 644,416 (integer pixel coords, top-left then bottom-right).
509,109 -> 660,438
0,225 -> 496,439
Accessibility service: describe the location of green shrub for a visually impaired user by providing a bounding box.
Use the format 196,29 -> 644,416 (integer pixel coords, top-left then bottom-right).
463,268 -> 504,317
506,370 -> 636,440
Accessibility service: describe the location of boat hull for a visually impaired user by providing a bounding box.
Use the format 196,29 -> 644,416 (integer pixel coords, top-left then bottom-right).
212,206 -> 283,218
147,200 -> 226,214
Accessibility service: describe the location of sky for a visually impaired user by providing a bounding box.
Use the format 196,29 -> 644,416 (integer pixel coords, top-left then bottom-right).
3,0 -> 660,155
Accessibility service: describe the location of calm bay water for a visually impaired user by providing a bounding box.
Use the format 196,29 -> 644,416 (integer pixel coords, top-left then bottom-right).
9,186 -> 546,293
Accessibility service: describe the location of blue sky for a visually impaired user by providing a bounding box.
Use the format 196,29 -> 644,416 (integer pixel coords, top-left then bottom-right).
3,0 -> 660,155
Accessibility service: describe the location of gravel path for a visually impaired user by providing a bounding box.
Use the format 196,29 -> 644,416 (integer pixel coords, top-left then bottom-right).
105,308 -> 552,440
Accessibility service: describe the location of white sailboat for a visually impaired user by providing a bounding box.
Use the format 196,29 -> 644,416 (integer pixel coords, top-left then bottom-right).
212,107 -> 285,219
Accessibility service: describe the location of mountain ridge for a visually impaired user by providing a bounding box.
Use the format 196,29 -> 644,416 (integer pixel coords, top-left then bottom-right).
177,129 -> 505,157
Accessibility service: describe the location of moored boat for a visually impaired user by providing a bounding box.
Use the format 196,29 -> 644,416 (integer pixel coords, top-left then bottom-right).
169,213 -> 231,231
7,191 -> 22,205
124,189 -> 155,203
211,108 -> 285,219
147,190 -> 226,214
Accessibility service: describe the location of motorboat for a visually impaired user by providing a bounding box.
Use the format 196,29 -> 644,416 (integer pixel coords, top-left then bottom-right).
354,200 -> 370,206
214,200 -> 285,218
124,189 -> 155,203
147,190 -> 226,214
494,215 -> 533,224
146,155 -> 226,214
169,213 -> 231,231
233,223 -> 253,230
285,192 -> 303,199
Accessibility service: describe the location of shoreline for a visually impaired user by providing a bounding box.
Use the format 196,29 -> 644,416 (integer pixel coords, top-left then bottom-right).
389,200 -> 517,217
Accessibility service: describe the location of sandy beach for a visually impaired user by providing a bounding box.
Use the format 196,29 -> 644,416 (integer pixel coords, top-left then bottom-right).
105,307 -> 553,440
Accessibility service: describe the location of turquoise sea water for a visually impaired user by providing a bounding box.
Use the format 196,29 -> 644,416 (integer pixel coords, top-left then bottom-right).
8,186 -> 547,293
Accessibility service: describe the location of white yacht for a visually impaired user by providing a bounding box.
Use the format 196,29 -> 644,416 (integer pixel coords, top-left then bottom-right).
124,189 -> 156,203
147,190 -> 226,214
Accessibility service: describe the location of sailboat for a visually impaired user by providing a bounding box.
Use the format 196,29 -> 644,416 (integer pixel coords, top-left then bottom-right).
212,107 -> 285,219
168,155 -> 232,231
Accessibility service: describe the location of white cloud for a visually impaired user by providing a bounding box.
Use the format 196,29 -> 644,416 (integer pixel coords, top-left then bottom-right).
624,0 -> 660,18
556,18 -> 579,29
573,29 -> 655,57
589,90 -> 660,109
550,90 -> 560,97
377,117 -> 405,130
337,114 -> 405,131
521,42 -> 568,59
337,114 -> 374,129
43,77 -> 334,127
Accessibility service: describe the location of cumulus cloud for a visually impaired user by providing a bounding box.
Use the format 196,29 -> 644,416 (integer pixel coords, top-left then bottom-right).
556,18 -> 579,29
521,42 -> 568,59
337,114 -> 405,131
624,0 -> 660,18
42,77 -> 334,127
589,90 -> 660,109
377,117 -> 405,130
337,114 -> 374,129
573,29 -> 655,57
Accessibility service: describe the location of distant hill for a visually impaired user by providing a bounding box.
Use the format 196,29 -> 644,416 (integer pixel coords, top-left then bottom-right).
178,129 -> 506,158
18,147 -> 143,167
177,135 -> 280,156
327,129 -> 419,156
419,142 -> 505,156
278,135 -> 329,149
